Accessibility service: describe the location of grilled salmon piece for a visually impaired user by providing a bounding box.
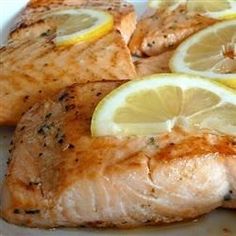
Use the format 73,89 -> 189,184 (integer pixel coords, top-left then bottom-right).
135,50 -> 174,76
129,5 -> 216,56
0,31 -> 136,125
1,81 -> 235,228
0,0 -> 136,126
9,0 -> 136,44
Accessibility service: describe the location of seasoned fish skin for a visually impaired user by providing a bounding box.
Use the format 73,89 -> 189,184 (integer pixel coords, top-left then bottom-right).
1,81 -> 235,228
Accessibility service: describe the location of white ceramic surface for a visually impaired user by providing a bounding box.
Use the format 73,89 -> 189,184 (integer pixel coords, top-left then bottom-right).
0,1 -> 235,236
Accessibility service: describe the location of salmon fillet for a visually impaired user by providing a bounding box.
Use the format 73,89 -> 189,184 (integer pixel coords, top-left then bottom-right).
9,0 -> 137,44
0,30 -> 136,125
1,81 -> 235,228
129,5 -> 216,56
0,0 -> 137,125
135,50 -> 174,76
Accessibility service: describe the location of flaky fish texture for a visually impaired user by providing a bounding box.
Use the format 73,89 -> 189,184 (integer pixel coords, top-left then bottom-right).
1,81 -> 236,228
129,4 -> 216,56
0,0 -> 137,125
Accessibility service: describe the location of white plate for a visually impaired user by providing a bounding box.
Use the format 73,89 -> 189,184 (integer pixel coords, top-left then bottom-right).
0,1 -> 235,236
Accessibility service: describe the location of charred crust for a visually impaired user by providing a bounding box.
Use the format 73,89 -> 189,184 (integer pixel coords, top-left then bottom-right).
65,104 -> 76,111
37,123 -> 54,135
144,220 -> 152,224
6,158 -> 11,165
58,92 -> 69,101
25,209 -> 40,214
23,95 -> 30,102
20,126 -> 25,131
58,138 -> 64,144
13,209 -> 20,214
68,144 -> 75,149
45,113 -> 52,119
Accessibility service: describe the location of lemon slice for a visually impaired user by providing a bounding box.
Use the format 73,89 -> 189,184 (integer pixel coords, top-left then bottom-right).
148,0 -> 236,19
45,9 -> 114,46
170,20 -> 236,89
91,74 -> 236,137
186,0 -> 236,20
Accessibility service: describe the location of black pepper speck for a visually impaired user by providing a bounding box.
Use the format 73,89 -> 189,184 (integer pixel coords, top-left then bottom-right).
14,209 -> 20,214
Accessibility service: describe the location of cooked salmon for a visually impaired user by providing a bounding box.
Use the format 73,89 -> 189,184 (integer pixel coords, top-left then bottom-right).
135,50 -> 174,76
9,0 -> 137,44
1,81 -> 235,228
0,30 -> 136,125
0,0 -> 137,126
129,4 -> 216,56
